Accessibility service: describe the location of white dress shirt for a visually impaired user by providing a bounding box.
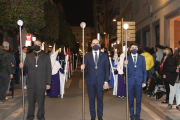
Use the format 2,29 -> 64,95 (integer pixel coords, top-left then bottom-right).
92,50 -> 99,62
131,53 -> 138,64
92,50 -> 107,84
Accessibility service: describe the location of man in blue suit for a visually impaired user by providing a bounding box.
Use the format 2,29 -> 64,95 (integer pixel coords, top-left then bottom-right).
81,39 -> 109,120
124,43 -> 147,120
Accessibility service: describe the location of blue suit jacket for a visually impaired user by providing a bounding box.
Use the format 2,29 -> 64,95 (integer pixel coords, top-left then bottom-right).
123,54 -> 147,86
84,51 -> 109,85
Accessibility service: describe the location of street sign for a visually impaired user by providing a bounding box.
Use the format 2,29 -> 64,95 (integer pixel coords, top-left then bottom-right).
26,33 -> 32,41
117,21 -> 136,42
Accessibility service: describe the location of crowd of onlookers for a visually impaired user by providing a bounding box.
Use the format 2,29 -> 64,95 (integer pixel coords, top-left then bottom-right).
137,42 -> 180,110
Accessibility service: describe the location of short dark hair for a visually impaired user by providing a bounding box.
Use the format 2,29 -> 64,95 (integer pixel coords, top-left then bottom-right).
130,42 -> 138,48
144,47 -> 150,53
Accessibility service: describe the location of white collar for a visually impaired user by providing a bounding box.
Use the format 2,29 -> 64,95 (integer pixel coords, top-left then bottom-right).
131,53 -> 138,57
92,50 -> 100,54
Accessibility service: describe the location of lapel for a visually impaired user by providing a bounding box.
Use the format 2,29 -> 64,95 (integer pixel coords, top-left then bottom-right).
29,53 -> 36,66
128,55 -> 134,68
136,54 -> 141,67
97,51 -> 102,66
90,51 -> 95,67
37,52 -> 44,65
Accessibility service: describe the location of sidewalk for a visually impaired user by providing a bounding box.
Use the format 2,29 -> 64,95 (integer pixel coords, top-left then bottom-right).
142,94 -> 180,120
0,84 -> 27,120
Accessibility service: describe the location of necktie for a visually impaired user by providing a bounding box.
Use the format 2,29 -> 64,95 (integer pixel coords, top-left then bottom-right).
95,52 -> 98,69
133,56 -> 136,65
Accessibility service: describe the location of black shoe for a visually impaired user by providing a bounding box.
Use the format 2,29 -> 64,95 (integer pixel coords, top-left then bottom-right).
176,104 -> 180,110
98,118 -> 103,120
91,117 -> 95,120
135,119 -> 143,120
131,118 -> 134,120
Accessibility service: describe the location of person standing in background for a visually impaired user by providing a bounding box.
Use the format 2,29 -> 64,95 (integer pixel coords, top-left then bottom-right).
0,41 -> 13,103
21,46 -> 28,89
14,46 -> 20,84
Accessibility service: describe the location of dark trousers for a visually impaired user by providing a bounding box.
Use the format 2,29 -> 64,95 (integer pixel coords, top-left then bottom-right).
0,72 -> 10,100
87,84 -> 104,118
128,83 -> 142,119
15,66 -> 20,82
27,88 -> 45,120
164,79 -> 170,101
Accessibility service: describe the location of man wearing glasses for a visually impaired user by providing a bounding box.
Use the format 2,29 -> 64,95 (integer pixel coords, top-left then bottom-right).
19,40 -> 51,120
81,39 -> 109,120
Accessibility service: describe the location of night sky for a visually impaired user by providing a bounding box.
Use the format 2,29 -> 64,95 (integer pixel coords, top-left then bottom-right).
61,0 -> 94,27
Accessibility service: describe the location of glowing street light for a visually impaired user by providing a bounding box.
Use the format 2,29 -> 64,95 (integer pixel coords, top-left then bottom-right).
113,19 -> 116,22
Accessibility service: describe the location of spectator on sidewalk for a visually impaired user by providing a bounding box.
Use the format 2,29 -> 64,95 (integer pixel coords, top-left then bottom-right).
20,46 -> 28,89
155,44 -> 163,63
0,41 -> 13,103
161,48 -> 172,104
6,47 -> 16,97
14,46 -> 20,84
19,40 -> 51,120
141,47 -> 154,91
166,49 -> 180,110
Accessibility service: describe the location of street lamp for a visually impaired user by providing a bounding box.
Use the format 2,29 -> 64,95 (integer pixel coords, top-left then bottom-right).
80,22 -> 86,120
113,19 -> 116,22
17,19 -> 25,120
123,23 -> 129,120
123,23 -> 129,30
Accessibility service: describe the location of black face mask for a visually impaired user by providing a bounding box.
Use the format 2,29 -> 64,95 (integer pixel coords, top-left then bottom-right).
163,53 -> 166,56
34,45 -> 40,52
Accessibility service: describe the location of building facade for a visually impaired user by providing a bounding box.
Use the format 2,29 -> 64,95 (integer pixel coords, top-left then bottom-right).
120,0 -> 180,51
71,26 -> 96,54
96,0 -> 180,53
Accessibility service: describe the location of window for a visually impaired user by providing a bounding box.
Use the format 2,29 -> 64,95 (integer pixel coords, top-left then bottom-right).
155,25 -> 160,45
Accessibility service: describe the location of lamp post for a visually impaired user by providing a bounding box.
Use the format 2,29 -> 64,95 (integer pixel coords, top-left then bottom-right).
80,22 -> 86,120
123,23 -> 129,120
17,20 -> 25,120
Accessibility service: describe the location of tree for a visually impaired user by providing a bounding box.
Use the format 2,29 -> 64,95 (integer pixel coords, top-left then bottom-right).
0,0 -> 46,33
39,2 -> 59,43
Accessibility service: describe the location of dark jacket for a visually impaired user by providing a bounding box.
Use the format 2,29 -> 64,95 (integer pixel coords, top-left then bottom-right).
162,55 -> 173,76
84,51 -> 109,85
24,52 -> 52,89
11,53 -> 16,74
0,48 -> 13,74
14,50 -> 20,66
166,58 -> 179,86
